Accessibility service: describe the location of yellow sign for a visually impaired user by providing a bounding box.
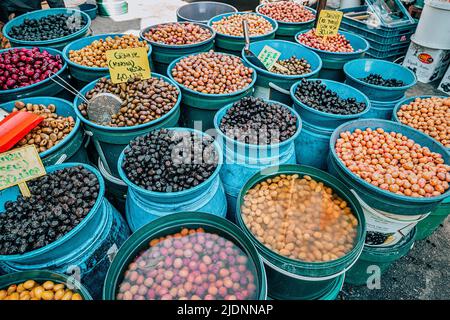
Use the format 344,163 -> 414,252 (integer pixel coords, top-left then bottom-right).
106,47 -> 151,84
316,10 -> 343,37
0,145 -> 46,197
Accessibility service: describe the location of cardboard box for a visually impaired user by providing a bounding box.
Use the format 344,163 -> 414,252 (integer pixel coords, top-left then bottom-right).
402,40 -> 450,83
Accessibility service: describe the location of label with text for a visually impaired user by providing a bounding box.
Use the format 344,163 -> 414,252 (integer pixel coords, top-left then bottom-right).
257,45 -> 282,70
106,47 -> 151,84
316,10 -> 343,37
0,145 -> 46,194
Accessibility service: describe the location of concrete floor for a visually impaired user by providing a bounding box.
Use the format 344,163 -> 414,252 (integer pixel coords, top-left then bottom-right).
89,0 -> 450,300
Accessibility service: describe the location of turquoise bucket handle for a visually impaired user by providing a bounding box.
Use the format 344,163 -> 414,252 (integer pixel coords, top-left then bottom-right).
269,82 -> 291,95
85,130 -> 112,173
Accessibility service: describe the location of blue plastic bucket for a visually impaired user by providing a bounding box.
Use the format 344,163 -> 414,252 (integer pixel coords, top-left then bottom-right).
295,30 -> 370,81
62,33 -> 153,85
0,163 -> 130,299
167,53 -> 256,131
176,1 -> 238,24
295,121 -> 334,170
78,3 -> 98,21
213,100 -> 302,220
0,97 -> 89,166
343,59 -> 417,101
392,95 -> 448,126
290,79 -> 370,169
255,4 -> 316,41
117,128 -> 227,232
241,39 -> 322,105
0,47 -> 69,103
328,119 -> 450,215
73,73 -> 182,178
140,23 -> 215,75
208,12 -> 278,55
3,8 -> 92,51
361,95 -> 407,120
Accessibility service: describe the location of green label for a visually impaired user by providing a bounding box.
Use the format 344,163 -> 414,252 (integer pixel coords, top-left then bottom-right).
257,45 -> 281,70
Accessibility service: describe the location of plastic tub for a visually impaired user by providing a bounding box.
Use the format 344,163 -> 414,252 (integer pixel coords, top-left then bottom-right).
103,212 -> 268,300
73,73 -> 181,177
78,3 -> 98,20
345,227 -> 416,286
117,128 -> 227,232
414,0 -> 450,50
0,97 -> 89,166
361,95 -> 406,120
343,59 -> 417,101
0,163 -> 130,299
176,1 -> 238,24
140,23 -> 215,75
62,33 -> 153,84
167,53 -> 256,131
0,47 -> 69,103
3,8 -> 91,51
241,39 -> 322,105
213,100 -> 302,221
208,12 -> 278,55
255,4 -> 316,41
328,119 -> 450,215
392,95 -> 448,128
290,79 -> 370,169
236,164 -> 366,300
0,270 -> 92,300
295,30 -> 370,81
416,197 -> 450,240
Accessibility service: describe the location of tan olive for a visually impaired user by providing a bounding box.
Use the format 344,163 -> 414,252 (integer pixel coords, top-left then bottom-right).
41,291 -> 55,300
23,280 -> 36,290
71,293 -> 83,300
32,286 -> 44,299
54,289 -> 65,300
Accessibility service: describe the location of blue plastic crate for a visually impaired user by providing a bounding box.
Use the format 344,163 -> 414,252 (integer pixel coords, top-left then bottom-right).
340,6 -> 417,44
366,44 -> 409,60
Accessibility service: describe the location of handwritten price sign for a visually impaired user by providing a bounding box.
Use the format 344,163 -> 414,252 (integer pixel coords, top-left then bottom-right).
257,45 -> 282,70
316,10 -> 343,37
106,47 -> 151,84
0,145 -> 46,197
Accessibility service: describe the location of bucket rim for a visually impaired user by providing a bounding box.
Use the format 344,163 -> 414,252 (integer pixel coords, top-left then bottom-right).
102,212 -> 268,300
370,94 -> 407,105
73,72 -> 182,132
0,270 -> 93,300
3,8 -> 91,46
295,29 -> 370,56
290,78 -> 372,120
0,162 -> 106,261
140,22 -> 216,49
343,58 -> 417,91
207,12 -> 279,40
213,98 -> 302,149
329,118 -> 450,203
117,127 -> 224,198
255,4 -> 316,26
176,1 -> 238,24
240,39 -> 323,80
0,47 -> 68,94
167,52 -> 257,98
235,164 -> 367,276
62,33 -> 152,72
0,96 -> 81,159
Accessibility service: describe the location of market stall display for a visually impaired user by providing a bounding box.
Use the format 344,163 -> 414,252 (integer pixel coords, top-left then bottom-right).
0,1 -> 448,302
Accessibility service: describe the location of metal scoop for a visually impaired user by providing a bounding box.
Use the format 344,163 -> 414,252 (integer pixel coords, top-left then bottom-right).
48,71 -> 123,125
